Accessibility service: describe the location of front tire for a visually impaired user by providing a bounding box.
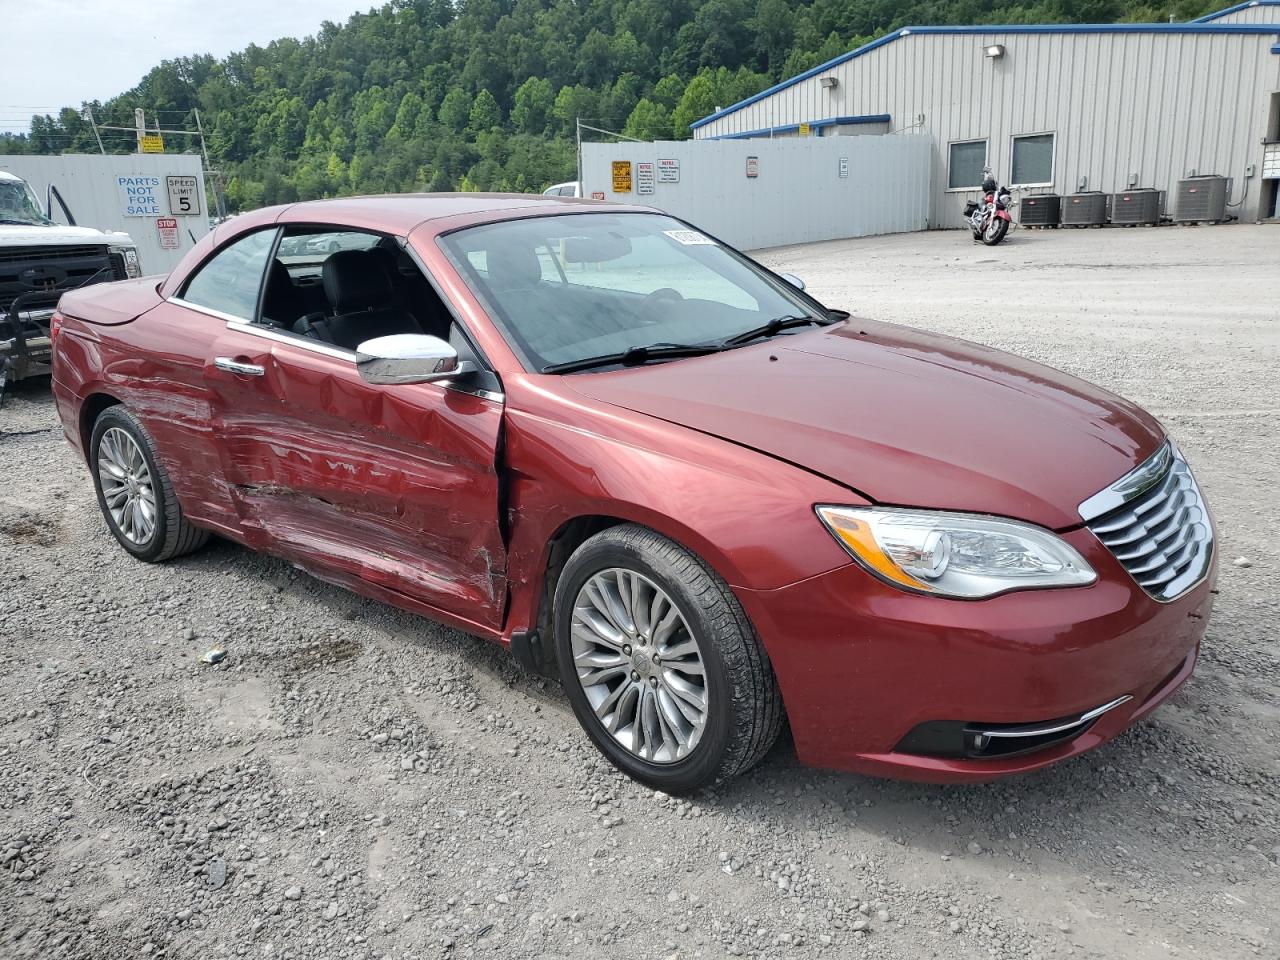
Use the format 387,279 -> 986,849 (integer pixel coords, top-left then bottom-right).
90,406 -> 209,562
982,217 -> 1010,245
553,524 -> 783,792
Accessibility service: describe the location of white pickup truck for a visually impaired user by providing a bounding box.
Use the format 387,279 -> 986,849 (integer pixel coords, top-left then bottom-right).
1,169 -> 142,395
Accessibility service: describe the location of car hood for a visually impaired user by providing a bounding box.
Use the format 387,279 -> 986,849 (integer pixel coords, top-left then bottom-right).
564,320 -> 1165,530
0,223 -> 135,247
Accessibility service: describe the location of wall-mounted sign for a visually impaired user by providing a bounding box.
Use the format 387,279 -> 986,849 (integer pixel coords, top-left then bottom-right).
166,175 -> 200,216
839,157 -> 849,179
140,134 -> 165,154
798,122 -> 811,136
657,158 -> 680,183
636,161 -> 655,195
156,217 -> 179,250
745,156 -> 759,179
116,175 -> 163,217
611,160 -> 632,193
591,191 -> 606,200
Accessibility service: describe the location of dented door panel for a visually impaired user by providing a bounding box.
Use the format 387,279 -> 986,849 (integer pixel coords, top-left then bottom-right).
206,334 -> 507,628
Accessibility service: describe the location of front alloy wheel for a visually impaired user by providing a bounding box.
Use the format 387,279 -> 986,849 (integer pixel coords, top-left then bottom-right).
570,568 -> 709,763
553,524 -> 784,792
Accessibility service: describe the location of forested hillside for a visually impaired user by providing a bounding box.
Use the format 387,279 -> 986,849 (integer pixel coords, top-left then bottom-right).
1,0 -> 1220,209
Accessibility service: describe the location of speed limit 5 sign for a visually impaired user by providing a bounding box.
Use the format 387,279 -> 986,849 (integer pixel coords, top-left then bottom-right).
166,175 -> 201,216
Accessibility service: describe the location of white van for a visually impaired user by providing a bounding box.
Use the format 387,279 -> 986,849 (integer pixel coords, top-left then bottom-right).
541,181 -> 581,198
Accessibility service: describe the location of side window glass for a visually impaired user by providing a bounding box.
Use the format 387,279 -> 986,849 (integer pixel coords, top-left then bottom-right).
183,230 -> 276,320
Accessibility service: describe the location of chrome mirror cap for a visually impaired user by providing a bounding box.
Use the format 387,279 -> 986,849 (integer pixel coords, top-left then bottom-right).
779,272 -> 806,291
356,334 -> 471,385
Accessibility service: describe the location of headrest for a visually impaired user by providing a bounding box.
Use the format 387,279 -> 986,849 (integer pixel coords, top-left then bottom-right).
322,249 -> 394,313
484,242 -> 543,291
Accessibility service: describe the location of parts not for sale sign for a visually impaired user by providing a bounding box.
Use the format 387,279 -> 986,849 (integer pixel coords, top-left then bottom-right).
116,176 -> 163,217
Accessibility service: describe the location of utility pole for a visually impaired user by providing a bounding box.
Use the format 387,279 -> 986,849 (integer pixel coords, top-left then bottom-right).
83,106 -> 106,154
193,108 -> 225,219
134,108 -> 146,153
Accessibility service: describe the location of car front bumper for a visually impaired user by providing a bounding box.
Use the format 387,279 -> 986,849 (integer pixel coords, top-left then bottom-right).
734,527 -> 1215,783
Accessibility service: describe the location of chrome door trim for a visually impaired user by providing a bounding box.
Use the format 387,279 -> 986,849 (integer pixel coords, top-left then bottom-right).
168,298 -> 504,402
224,318 -> 359,362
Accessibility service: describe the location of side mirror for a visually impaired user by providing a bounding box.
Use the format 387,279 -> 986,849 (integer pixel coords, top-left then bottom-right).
355,334 -> 473,386
779,272 -> 806,292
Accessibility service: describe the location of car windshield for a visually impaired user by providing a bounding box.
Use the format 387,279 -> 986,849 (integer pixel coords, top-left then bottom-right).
439,212 -> 824,371
0,177 -> 53,225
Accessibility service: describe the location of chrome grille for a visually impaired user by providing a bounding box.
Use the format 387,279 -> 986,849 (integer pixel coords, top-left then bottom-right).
1081,444 -> 1213,602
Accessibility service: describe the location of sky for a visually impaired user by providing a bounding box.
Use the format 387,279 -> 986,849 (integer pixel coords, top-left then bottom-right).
0,0 -> 369,134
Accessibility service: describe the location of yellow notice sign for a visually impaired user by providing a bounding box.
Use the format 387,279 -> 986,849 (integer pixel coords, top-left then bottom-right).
798,122 -> 811,136
140,134 -> 165,154
611,160 -> 632,193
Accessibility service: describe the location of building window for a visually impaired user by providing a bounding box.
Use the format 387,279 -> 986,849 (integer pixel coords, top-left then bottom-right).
948,139 -> 987,189
1011,133 -> 1055,186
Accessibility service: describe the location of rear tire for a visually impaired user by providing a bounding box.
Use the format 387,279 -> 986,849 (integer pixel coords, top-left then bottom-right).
90,406 -> 209,562
553,524 -> 783,792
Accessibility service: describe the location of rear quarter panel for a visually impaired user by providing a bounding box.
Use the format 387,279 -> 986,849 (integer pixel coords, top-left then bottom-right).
52,299 -> 241,533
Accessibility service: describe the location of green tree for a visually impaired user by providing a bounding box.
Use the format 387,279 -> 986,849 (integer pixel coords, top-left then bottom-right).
469,89 -> 503,134
511,76 -> 553,135
624,99 -> 674,141
437,88 -> 472,131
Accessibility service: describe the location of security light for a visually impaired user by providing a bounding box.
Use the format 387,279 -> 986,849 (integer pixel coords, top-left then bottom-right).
984,44 -> 1005,59
820,76 -> 838,89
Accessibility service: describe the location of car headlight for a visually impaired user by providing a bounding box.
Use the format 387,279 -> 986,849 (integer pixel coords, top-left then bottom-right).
816,506 -> 1096,599
110,245 -> 141,279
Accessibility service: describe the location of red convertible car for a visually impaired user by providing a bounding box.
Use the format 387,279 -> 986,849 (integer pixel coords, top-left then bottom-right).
50,194 -> 1216,791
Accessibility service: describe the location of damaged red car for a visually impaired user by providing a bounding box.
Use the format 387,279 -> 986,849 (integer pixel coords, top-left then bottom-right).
50,195 -> 1216,791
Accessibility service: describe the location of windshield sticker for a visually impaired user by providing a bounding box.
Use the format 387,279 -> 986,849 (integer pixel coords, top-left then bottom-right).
663,229 -> 716,246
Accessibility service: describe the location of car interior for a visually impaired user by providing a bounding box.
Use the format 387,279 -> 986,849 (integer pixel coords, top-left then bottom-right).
260,230 -> 452,352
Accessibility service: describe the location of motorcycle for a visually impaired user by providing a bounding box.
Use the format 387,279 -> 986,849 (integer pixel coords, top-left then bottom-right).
963,168 -> 1012,246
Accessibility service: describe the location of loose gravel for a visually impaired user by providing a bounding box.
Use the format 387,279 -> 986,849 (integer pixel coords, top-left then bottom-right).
2,223 -> 1277,960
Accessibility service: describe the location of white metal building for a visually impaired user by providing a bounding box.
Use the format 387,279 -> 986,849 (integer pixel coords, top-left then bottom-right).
581,135 -> 932,249
0,154 -> 210,274
692,4 -> 1280,226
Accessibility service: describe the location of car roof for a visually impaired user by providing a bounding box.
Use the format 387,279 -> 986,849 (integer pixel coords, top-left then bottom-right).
272,192 -> 650,237
159,192 -> 661,298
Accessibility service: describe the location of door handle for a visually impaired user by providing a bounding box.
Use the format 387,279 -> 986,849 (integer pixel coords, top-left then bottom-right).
214,357 -> 265,377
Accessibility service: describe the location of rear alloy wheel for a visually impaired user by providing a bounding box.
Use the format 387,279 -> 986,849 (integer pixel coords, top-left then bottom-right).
90,405 -> 210,562
554,524 -> 783,792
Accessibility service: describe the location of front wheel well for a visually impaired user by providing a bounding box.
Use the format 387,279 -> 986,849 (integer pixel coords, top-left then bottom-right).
535,515 -> 628,642
80,392 -> 122,457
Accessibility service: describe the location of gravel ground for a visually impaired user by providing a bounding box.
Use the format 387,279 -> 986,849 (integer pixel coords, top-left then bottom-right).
2,222 -> 1278,960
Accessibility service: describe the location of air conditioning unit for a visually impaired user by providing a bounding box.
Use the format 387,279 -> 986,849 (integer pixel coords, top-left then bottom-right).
1173,176 -> 1229,223
1110,188 -> 1161,225
1061,191 -> 1108,226
1018,193 -> 1060,227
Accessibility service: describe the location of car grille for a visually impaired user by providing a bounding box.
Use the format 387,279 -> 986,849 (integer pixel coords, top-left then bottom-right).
1082,445 -> 1213,602
0,244 -> 116,314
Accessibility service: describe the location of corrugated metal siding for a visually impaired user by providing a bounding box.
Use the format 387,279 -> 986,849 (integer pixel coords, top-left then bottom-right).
581,135 -> 932,249
1200,3 -> 1280,25
695,31 -> 1280,226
